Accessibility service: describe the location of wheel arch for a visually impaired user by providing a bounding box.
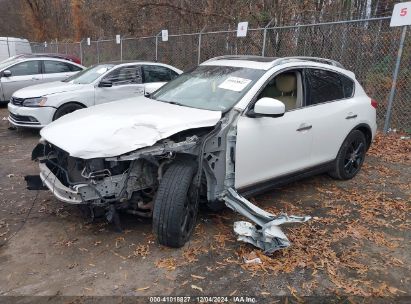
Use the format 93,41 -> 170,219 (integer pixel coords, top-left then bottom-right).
352,123 -> 372,150
53,101 -> 87,120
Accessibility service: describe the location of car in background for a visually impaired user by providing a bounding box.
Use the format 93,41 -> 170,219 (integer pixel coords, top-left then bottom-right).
2,53 -> 82,65
0,56 -> 85,104
8,61 -> 182,128
0,37 -> 31,62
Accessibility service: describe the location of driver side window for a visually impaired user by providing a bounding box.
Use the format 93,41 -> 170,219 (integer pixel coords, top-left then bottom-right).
8,60 -> 41,77
257,70 -> 303,112
103,65 -> 142,86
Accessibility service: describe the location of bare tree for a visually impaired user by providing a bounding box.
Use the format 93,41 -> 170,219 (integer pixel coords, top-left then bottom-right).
0,0 -> 398,41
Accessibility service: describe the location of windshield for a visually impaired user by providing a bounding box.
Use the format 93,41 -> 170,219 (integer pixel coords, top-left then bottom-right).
0,57 -> 23,71
151,65 -> 265,111
62,64 -> 115,84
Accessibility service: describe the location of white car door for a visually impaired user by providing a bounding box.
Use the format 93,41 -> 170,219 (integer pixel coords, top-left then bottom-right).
94,65 -> 145,105
1,60 -> 42,101
235,69 -> 315,189
302,68 -> 359,164
41,60 -> 81,83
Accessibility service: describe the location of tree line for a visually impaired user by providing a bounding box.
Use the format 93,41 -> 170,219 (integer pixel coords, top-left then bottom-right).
0,0 -> 398,42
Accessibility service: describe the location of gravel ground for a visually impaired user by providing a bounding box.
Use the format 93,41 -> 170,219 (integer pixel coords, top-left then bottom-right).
0,105 -> 410,302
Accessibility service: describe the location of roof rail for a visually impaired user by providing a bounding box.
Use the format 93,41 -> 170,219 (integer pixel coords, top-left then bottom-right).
203,55 -> 278,63
274,57 -> 344,68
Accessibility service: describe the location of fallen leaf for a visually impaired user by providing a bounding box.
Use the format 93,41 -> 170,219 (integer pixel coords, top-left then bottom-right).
191,284 -> 203,292
191,274 -> 205,280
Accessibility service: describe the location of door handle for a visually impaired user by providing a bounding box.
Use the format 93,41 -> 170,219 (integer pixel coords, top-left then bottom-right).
32,77 -> 40,80
345,114 -> 358,119
296,124 -> 312,131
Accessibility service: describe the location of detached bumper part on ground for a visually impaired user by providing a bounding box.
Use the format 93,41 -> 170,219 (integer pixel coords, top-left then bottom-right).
224,188 -> 311,253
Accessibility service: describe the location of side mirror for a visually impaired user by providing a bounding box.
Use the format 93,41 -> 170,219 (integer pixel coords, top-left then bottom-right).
2,70 -> 12,77
98,80 -> 112,87
249,97 -> 285,118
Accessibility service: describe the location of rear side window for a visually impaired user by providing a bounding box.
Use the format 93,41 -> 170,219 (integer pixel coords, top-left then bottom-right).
143,65 -> 178,83
8,60 -> 40,76
304,69 -> 354,106
43,60 -> 73,73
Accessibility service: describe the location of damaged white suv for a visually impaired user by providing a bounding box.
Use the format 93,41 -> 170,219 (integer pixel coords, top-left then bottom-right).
31,56 -> 377,252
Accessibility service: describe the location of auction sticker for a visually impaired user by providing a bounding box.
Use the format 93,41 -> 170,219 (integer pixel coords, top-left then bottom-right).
218,77 -> 252,92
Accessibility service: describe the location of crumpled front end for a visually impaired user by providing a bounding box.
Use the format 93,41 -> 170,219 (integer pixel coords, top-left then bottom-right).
32,133 -> 200,210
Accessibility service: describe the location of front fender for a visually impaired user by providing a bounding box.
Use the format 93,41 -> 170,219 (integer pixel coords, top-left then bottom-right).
46,89 -> 94,108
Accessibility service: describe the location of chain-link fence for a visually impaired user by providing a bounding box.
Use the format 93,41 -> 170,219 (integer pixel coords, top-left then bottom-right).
3,17 -> 410,131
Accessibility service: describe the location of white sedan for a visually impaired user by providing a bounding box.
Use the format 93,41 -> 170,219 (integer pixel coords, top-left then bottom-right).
0,56 -> 84,104
8,61 -> 182,128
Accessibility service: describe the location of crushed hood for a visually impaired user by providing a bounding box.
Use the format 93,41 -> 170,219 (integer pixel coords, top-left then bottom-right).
13,81 -> 88,98
40,97 -> 222,159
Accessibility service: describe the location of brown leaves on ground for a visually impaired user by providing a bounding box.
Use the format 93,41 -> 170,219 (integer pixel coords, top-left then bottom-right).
155,258 -> 177,271
211,133 -> 410,296
368,132 -> 411,163
152,133 -> 410,297
133,244 -> 150,257
182,245 -> 208,263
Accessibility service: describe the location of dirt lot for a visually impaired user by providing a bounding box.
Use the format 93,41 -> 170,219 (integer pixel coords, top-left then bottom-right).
0,105 -> 410,301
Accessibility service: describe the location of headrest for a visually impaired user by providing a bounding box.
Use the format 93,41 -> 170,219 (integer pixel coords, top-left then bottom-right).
275,74 -> 296,93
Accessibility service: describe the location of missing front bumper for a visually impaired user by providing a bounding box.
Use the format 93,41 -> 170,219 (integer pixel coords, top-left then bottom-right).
39,162 -> 84,204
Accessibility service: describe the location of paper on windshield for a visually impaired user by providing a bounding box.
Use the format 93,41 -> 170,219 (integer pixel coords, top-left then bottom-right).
218,77 -> 252,92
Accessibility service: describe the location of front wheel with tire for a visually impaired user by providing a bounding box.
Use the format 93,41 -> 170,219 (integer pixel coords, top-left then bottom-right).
153,161 -> 199,248
329,130 -> 367,180
53,103 -> 84,120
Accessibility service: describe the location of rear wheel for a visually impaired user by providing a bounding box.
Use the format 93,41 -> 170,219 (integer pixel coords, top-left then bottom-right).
153,161 -> 199,248
53,103 -> 84,120
329,130 -> 366,180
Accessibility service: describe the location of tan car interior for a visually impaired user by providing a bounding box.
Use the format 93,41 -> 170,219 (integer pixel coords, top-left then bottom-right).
258,71 -> 302,111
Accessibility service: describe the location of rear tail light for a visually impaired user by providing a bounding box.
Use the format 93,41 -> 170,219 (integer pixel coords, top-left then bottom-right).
371,99 -> 378,109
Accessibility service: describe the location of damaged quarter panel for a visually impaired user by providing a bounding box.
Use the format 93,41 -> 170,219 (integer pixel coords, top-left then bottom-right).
40,96 -> 222,159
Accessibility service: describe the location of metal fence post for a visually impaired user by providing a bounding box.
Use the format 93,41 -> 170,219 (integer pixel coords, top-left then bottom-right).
6,37 -> 10,57
155,32 -> 160,62
262,18 -> 275,56
79,39 -> 83,65
120,37 -> 123,62
383,25 -> 408,133
262,28 -> 267,56
97,40 -> 100,63
197,26 -> 206,65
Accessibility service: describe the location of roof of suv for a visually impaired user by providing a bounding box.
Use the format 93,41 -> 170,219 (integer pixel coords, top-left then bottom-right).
202,55 -> 344,71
